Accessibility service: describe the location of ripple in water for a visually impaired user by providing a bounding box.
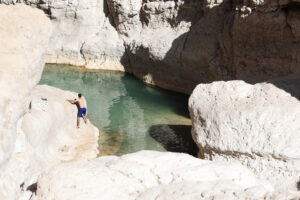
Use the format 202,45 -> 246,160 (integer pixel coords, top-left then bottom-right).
39,64 -> 198,156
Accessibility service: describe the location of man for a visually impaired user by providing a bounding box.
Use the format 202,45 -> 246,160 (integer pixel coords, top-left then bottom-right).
67,93 -> 87,128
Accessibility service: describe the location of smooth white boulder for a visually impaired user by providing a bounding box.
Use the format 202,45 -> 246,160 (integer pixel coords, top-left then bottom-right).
32,151 -> 273,200
189,80 -> 300,189
1,85 -> 99,200
0,3 -> 51,167
22,85 -> 99,165
0,4 -> 52,199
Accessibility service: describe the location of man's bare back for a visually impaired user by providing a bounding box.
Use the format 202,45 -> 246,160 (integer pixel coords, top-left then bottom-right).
77,97 -> 85,108
67,93 -> 87,128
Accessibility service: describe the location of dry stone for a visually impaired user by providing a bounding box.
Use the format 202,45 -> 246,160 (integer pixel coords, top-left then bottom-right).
0,4 -> 52,199
1,0 -> 300,94
32,151 -> 274,200
189,79 -> 300,190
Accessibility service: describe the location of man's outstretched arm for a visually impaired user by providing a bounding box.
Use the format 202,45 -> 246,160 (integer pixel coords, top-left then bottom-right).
67,99 -> 78,104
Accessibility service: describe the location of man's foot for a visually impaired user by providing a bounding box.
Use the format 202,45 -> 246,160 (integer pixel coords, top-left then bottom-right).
77,126 -> 80,128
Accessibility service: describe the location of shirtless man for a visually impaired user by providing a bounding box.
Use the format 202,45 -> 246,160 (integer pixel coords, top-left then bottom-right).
67,93 -> 87,128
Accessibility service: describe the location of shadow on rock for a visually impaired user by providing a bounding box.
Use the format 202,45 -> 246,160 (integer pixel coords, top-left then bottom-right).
268,74 -> 300,101
149,124 -> 198,157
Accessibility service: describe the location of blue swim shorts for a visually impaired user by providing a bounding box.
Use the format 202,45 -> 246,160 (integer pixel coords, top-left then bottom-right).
78,107 -> 87,117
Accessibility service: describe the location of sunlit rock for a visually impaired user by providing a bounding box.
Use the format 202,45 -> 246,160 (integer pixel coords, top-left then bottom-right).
189,80 -> 300,190
0,4 -> 52,199
32,151 -> 273,200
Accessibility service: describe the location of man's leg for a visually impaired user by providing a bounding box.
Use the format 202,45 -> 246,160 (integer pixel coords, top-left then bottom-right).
83,109 -> 87,124
77,117 -> 80,128
84,114 -> 87,124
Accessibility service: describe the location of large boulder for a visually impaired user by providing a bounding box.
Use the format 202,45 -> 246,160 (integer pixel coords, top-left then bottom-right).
32,151 -> 273,200
1,85 -> 100,200
0,5 -> 100,199
22,85 -> 99,165
0,4 -> 52,199
189,79 -> 300,190
0,3 -> 51,168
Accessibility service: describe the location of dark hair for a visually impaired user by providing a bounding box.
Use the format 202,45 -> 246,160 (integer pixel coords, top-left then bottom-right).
78,93 -> 82,98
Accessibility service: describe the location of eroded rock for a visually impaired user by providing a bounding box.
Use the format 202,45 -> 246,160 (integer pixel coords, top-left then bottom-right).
1,0 -> 300,94
189,79 -> 300,190
0,4 -> 52,199
32,151 -> 273,200
22,85 -> 99,164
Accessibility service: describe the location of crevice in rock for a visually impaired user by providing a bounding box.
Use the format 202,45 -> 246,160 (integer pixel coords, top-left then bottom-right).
26,182 -> 37,194
79,42 -> 87,65
103,0 -> 116,28
201,146 -> 291,162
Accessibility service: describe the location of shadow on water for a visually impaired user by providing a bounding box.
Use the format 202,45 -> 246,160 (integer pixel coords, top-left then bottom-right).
149,124 -> 198,157
121,73 -> 190,118
40,64 -> 193,156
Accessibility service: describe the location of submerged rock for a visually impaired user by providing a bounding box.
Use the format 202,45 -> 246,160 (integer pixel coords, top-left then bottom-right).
32,151 -> 273,200
189,80 -> 300,190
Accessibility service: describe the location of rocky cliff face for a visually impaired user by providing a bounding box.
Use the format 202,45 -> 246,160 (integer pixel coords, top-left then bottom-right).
1,0 -> 299,93
0,5 -> 99,199
0,4 -> 51,199
1,4 -> 300,199
0,4 -> 51,169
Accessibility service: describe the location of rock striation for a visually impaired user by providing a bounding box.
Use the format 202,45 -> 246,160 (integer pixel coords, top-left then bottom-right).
2,0 -> 300,93
189,79 -> 300,190
32,151 -> 274,200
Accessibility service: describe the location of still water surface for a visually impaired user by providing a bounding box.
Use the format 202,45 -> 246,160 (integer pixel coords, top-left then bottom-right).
40,64 -> 196,156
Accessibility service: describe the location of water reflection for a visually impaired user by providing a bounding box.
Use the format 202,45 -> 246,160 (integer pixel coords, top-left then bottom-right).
40,64 -> 192,156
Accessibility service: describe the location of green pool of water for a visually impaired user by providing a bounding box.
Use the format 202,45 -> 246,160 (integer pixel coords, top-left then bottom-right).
39,64 -> 197,156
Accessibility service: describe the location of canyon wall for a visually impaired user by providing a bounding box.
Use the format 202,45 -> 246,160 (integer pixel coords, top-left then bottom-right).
0,3 -> 299,199
1,0 -> 299,93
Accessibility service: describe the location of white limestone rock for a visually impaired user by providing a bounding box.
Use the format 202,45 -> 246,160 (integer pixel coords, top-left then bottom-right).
2,0 -> 299,94
0,3 -> 51,168
0,0 -> 126,70
1,85 -> 99,200
0,4 -> 52,199
22,85 -> 99,165
32,151 -> 273,200
189,80 -> 300,190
